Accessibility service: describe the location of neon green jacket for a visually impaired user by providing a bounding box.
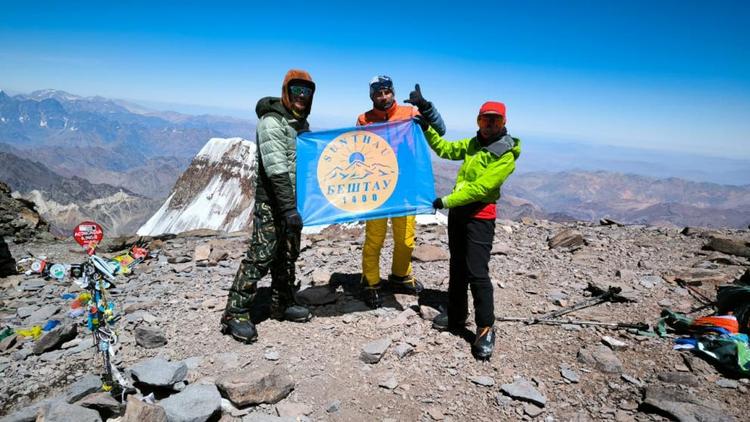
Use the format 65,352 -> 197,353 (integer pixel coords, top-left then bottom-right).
424,126 -> 521,208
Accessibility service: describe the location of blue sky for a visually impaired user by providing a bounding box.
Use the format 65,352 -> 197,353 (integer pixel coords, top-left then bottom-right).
1,1 -> 749,158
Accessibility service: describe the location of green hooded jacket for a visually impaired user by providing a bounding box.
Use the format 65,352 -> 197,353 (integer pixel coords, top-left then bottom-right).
424,126 -> 521,208
254,96 -> 310,213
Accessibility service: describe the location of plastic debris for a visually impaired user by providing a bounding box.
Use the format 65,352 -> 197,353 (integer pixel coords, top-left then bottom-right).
0,327 -> 13,341
42,320 -> 61,332
16,325 -> 43,339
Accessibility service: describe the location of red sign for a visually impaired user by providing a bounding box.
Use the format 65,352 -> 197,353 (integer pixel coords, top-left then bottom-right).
73,221 -> 104,251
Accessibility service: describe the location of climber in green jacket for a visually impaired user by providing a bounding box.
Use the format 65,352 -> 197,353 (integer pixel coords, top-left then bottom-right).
417,101 -> 521,360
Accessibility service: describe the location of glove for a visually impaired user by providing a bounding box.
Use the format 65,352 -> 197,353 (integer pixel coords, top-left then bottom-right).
432,198 -> 444,209
413,115 -> 430,132
283,209 -> 303,231
404,84 -> 430,111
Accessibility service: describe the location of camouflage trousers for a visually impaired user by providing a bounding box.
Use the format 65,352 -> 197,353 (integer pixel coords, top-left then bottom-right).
225,201 -> 301,319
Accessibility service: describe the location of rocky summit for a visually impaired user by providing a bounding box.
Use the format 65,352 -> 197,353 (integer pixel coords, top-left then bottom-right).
1,219 -> 749,421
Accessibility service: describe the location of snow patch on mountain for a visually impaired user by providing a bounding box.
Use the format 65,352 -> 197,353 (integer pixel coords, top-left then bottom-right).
137,137 -> 257,236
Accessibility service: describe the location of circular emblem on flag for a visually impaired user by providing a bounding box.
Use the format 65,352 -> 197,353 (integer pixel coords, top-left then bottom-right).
73,221 -> 104,249
317,130 -> 398,212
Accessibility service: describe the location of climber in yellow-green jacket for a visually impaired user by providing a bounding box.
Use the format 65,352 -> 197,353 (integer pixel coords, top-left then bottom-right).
416,101 -> 520,360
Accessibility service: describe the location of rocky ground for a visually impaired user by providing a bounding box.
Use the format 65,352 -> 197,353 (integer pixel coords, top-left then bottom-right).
1,219 -> 749,421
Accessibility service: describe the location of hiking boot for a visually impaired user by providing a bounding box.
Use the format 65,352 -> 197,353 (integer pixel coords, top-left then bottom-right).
432,312 -> 467,332
388,274 -> 423,294
362,283 -> 384,309
472,326 -> 495,360
220,315 -> 258,343
271,294 -> 312,322
283,305 -> 312,322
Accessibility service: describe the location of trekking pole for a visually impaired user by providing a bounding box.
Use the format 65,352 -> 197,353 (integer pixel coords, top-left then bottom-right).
535,286 -> 629,321
497,316 -> 649,331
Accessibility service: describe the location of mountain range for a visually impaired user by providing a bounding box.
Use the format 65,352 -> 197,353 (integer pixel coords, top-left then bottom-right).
1,88 -> 749,235
0,89 -> 255,198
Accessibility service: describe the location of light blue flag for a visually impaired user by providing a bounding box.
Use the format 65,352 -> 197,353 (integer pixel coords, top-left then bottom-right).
296,119 -> 436,226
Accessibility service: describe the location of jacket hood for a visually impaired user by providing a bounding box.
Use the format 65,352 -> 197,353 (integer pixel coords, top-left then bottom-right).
482,133 -> 521,160
255,96 -> 290,119
281,69 -> 315,119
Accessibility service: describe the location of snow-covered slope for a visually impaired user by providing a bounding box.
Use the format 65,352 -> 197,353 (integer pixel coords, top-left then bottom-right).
137,137 -> 256,236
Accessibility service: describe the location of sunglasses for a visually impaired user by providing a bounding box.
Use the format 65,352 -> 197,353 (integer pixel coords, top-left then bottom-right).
478,114 -> 503,128
289,85 -> 313,97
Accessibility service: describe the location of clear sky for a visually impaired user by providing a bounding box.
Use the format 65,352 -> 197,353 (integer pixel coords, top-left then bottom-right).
2,1 -> 749,158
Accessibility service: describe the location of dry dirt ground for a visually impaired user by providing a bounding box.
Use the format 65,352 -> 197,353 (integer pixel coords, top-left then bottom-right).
1,219 -> 748,421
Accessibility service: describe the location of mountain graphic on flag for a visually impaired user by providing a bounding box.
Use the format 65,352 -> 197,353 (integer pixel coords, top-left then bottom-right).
323,152 -> 395,182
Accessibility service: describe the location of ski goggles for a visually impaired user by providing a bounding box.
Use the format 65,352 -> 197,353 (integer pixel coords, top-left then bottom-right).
289,85 -> 313,97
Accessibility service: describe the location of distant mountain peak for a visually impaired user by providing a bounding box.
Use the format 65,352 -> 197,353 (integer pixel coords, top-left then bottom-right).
137,137 -> 257,236
27,89 -> 82,102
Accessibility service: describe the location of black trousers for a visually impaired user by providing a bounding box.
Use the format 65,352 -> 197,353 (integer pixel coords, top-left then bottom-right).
447,205 -> 496,328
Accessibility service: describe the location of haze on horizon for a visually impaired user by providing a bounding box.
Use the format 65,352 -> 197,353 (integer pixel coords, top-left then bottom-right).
1,1 -> 749,159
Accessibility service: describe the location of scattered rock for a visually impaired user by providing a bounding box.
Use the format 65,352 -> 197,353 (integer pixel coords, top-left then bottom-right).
378,308 -> 417,329
413,244 -> 449,262
216,367 -> 295,407
20,279 -> 46,291
75,392 -> 121,414
670,268 -> 735,286
491,242 -> 511,255
325,400 -> 341,413
33,324 -> 77,355
275,402 -> 312,418
168,256 -> 191,264
27,304 -> 60,323
469,376 -> 495,387
500,378 -> 546,407
64,374 -> 103,403
122,394 -> 167,422
0,333 -> 18,352
577,345 -> 623,373
379,376 -> 398,390
135,326 -> 168,349
160,383 -> 222,422
560,367 -> 580,383
171,262 -> 193,273
524,402 -> 545,417
41,401 -> 102,422
623,376 -> 645,388
657,372 -> 699,386
311,268 -> 331,284
419,306 -> 440,321
427,407 -> 445,420
703,236 -> 750,258
394,342 -> 414,359
130,357 -> 188,387
642,386 -> 733,422
601,336 -> 628,351
616,269 -> 635,282
264,350 -> 280,361
360,338 -> 391,364
194,243 -> 211,262
548,229 -> 584,250
639,275 -> 663,289
716,378 -> 739,389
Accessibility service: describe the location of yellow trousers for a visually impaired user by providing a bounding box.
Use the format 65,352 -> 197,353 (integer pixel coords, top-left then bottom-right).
362,215 -> 416,286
